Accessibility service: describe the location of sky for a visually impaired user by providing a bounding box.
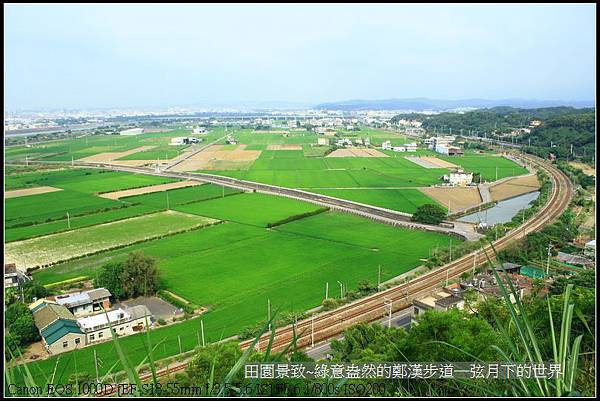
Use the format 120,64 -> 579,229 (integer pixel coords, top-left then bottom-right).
4,4 -> 596,110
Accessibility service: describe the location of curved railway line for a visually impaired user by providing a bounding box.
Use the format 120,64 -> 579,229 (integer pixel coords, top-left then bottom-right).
17,151 -> 572,396
237,152 -> 572,352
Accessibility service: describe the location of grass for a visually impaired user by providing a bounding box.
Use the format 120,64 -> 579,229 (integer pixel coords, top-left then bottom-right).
173,192 -> 325,227
440,155 -> 529,182
5,204 -> 161,242
120,184 -> 243,208
24,212 -> 452,383
5,190 -> 124,228
6,211 -> 218,268
312,188 -> 443,214
4,168 -> 175,194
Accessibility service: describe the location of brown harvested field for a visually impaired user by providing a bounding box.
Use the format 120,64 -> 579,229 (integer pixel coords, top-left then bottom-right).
490,174 -> 541,201
77,146 -> 157,165
327,147 -> 389,158
5,186 -> 63,199
419,186 -> 482,212
267,144 -> 303,151
170,144 -> 261,172
99,180 -> 202,200
569,161 -> 596,176
419,156 -> 459,168
254,130 -> 289,134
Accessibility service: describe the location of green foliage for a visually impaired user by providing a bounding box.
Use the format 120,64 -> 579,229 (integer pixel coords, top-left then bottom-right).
5,303 -> 31,327
121,251 -> 160,298
521,111 -> 595,161
411,203 -> 447,224
550,269 -> 595,295
94,262 -> 125,300
183,342 -> 244,387
21,281 -> 49,304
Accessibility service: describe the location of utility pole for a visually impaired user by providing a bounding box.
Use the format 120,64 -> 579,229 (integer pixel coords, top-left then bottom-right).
384,299 -> 393,328
268,298 -> 272,332
67,212 -> 71,229
325,282 -> 329,300
94,350 -> 100,384
449,239 -> 452,262
546,242 -> 552,276
337,281 -> 343,299
201,320 -> 205,347
495,166 -> 498,181
71,155 -> 74,167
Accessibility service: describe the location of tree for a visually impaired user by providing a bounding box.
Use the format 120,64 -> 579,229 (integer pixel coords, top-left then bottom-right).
5,303 -> 30,327
184,342 -> 243,388
94,262 -> 125,300
21,281 -> 49,304
121,252 -> 160,299
411,203 -> 447,225
10,314 -> 40,345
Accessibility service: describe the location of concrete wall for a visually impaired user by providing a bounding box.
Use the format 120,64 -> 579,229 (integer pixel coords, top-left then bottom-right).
47,332 -> 86,354
85,316 -> 148,345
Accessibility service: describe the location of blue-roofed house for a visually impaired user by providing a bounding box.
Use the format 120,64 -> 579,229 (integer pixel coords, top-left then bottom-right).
30,301 -> 85,354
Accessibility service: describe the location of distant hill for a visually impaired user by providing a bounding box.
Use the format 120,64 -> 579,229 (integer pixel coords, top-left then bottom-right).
314,98 -> 595,111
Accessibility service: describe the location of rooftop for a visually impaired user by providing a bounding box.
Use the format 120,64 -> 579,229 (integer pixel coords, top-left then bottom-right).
55,287 -> 111,308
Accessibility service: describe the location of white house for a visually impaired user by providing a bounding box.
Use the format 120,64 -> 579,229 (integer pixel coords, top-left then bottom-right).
392,146 -> 406,152
317,137 -> 329,146
78,305 -> 152,345
381,140 -> 392,150
404,143 -> 418,152
443,169 -> 473,186
192,126 -> 207,135
435,144 -> 463,156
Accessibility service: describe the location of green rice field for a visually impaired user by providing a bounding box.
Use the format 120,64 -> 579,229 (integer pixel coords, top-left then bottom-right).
6,210 -> 218,268
26,212 -> 453,382
121,183 -> 243,208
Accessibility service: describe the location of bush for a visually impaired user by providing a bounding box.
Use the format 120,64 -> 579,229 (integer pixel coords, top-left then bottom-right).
411,203 -> 447,225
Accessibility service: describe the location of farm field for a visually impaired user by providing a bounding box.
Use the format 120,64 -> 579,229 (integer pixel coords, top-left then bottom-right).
439,155 -> 529,181
5,210 -> 218,268
26,212 -> 453,382
489,173 -> 540,201
5,204 -> 161,242
4,128 -> 225,163
173,192 -> 327,227
313,188 -> 443,214
121,183 -> 244,207
5,189 -> 124,228
4,168 -> 175,193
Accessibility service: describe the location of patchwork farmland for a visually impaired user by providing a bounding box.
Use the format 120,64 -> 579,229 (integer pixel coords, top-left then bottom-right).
4,125 -> 532,383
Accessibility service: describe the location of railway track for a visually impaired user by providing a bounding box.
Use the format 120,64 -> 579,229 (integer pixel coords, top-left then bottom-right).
27,159 -> 481,240
22,151 -> 571,396
238,152 -> 572,352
